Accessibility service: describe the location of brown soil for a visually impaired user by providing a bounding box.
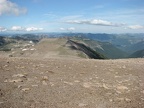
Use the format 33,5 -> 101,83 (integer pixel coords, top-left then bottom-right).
0,57 -> 144,108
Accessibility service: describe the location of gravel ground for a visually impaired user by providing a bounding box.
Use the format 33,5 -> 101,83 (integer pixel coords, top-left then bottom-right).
0,57 -> 144,108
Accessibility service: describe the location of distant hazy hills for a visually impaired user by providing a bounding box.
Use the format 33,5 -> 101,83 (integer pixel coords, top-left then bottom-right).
125,41 -> 144,53
0,33 -> 144,59
129,49 -> 144,58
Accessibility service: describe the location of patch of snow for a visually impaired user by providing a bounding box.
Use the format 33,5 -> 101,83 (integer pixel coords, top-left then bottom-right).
29,41 -> 33,44
30,48 -> 36,50
22,49 -> 28,51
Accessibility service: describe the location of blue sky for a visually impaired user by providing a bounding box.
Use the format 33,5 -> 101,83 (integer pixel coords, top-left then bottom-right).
0,0 -> 144,33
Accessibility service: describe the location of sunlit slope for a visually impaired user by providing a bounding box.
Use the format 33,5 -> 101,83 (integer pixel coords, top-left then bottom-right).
69,36 -> 128,59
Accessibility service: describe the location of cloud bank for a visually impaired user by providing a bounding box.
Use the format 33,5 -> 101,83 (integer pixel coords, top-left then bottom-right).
26,27 -> 43,31
60,27 -> 75,31
11,26 -> 24,31
11,26 -> 43,32
0,0 -> 27,16
128,25 -> 144,29
0,27 -> 7,32
0,26 -> 44,32
66,19 -> 125,27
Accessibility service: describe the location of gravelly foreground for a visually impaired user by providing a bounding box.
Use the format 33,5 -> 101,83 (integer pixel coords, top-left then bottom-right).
0,57 -> 144,108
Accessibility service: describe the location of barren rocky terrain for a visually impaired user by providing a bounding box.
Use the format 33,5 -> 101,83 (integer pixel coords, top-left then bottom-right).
0,37 -> 144,108
0,57 -> 144,108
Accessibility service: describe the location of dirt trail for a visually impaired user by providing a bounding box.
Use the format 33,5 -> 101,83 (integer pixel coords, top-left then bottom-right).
0,57 -> 144,108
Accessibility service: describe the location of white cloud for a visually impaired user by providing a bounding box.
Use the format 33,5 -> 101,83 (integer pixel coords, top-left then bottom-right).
90,19 -> 113,26
0,0 -> 27,16
128,25 -> 144,29
67,27 -> 75,31
0,27 -> 7,32
1,26 -> 44,32
26,27 -> 43,31
11,26 -> 24,31
66,19 -> 125,27
60,28 -> 66,30
60,27 -> 75,31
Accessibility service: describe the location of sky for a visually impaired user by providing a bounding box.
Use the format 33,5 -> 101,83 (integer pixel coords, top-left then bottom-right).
0,0 -> 144,33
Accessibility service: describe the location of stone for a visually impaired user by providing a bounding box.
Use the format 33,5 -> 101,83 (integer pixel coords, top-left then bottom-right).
22,88 -> 30,91
109,99 -> 113,102
83,82 -> 91,88
116,85 -> 128,91
32,85 -> 38,87
78,103 -> 88,107
12,74 -> 27,78
102,83 -> 109,89
0,102 -> 4,104
42,81 -> 47,85
42,76 -> 48,81
9,79 -> 23,83
125,98 -> 131,102
64,81 -> 73,85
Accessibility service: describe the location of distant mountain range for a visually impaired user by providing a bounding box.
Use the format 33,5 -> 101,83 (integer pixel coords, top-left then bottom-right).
125,41 -> 144,53
0,33 -> 144,59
